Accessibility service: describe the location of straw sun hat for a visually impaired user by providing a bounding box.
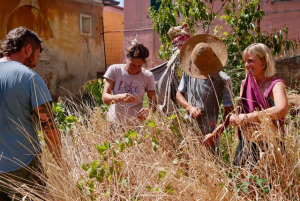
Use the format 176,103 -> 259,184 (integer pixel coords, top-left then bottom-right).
180,34 -> 228,79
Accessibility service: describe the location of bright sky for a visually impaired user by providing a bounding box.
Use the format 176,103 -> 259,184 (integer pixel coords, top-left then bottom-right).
118,0 -> 124,7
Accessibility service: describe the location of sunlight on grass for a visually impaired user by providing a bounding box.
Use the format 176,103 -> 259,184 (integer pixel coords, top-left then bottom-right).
5,93 -> 300,200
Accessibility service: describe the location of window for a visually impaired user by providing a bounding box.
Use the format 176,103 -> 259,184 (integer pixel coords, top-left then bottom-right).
150,0 -> 161,11
80,14 -> 92,36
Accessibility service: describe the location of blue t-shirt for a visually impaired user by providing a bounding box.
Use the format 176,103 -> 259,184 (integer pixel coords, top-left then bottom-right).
0,61 -> 52,172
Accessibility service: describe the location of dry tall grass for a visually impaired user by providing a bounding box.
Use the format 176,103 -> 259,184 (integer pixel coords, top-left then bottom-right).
6,95 -> 300,201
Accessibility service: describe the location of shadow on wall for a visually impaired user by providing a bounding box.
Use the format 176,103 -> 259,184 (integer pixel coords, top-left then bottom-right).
7,4 -> 76,98
7,5 -> 53,39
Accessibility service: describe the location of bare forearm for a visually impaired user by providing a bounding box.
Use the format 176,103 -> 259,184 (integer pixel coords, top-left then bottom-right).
149,99 -> 157,113
232,106 -> 288,127
212,115 -> 230,137
147,90 -> 157,113
102,93 -> 124,104
34,103 -> 62,158
102,78 -> 118,104
247,106 -> 288,122
176,91 -> 191,110
212,106 -> 233,137
45,127 -> 61,158
176,90 -> 202,119
265,106 -> 289,119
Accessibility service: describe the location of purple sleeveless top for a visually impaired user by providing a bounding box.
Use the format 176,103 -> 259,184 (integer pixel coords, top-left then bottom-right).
238,72 -> 285,139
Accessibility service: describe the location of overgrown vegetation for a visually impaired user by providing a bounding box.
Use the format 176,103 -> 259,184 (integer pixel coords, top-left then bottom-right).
82,78 -> 109,112
10,95 -> 300,200
52,102 -> 78,132
4,1 -> 300,200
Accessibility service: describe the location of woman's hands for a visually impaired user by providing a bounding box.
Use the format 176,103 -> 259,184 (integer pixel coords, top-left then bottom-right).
119,93 -> 136,103
136,108 -> 150,121
135,90 -> 156,121
229,114 -> 249,127
102,79 -> 136,104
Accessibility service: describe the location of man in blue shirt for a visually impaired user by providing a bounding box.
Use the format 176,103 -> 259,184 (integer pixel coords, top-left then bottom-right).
0,27 -> 61,200
176,34 -> 234,155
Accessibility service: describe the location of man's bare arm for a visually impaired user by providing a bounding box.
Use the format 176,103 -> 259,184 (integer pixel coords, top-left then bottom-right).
176,90 -> 202,119
202,105 -> 234,146
33,102 -> 61,159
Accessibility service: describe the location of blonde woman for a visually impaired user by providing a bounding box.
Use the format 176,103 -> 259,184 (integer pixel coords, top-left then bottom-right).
230,43 -> 288,167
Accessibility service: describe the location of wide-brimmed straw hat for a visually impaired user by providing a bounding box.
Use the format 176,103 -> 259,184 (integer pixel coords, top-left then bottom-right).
180,34 -> 228,79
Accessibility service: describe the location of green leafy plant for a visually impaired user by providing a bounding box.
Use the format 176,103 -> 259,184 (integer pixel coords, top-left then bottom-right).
78,116 -> 181,199
52,102 -> 78,132
77,128 -> 143,199
78,140 -> 124,200
149,0 -> 297,93
227,171 -> 270,197
82,78 -> 109,112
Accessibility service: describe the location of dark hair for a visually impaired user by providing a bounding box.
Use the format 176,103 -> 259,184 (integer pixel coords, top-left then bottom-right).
126,43 -> 149,63
0,27 -> 43,58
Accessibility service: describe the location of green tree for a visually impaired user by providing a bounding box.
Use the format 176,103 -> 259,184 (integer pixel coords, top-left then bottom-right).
149,0 -> 296,93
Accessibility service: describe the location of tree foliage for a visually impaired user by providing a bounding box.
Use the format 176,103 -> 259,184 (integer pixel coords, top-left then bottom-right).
149,0 -> 296,93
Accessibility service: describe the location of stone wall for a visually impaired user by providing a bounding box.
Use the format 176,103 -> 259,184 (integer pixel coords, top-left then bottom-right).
276,55 -> 300,90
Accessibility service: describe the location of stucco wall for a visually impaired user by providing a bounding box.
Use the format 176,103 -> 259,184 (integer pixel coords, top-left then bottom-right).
261,0 -> 300,43
124,0 -> 164,69
0,0 -> 106,98
103,6 -> 124,67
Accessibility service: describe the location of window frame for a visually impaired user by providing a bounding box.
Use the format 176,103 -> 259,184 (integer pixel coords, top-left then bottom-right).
150,0 -> 161,11
80,14 -> 92,36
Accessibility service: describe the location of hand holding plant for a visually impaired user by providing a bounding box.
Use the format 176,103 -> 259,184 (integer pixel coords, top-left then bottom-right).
136,108 -> 150,121
230,114 -> 249,127
202,133 -> 218,147
121,93 -> 136,103
187,105 -> 202,119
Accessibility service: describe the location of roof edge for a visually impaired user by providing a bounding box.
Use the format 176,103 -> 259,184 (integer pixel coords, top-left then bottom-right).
69,0 -> 104,6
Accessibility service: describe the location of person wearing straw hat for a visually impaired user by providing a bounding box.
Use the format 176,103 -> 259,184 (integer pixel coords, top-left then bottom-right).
176,34 -> 234,155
